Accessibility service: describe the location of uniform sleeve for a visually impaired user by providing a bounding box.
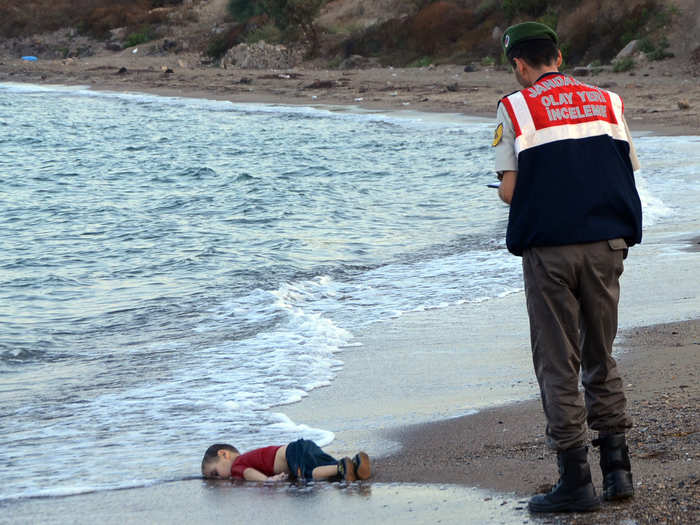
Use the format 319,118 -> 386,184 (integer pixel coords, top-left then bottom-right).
620,113 -> 641,171
494,102 -> 517,174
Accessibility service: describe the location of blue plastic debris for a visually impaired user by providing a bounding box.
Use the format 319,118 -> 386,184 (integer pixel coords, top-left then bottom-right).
21,56 -> 38,61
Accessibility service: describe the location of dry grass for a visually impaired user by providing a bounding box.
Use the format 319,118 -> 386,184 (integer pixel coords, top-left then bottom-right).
558,0 -> 676,63
0,0 -> 182,38
325,0 -> 677,66
328,0 -> 504,65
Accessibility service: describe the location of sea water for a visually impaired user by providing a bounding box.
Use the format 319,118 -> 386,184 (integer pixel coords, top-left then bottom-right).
0,82 -> 697,502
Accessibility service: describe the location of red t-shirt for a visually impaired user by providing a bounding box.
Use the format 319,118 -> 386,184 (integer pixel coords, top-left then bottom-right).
230,446 -> 282,479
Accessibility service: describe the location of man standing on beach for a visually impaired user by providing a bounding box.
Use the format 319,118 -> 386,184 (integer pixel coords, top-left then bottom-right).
493,22 -> 643,513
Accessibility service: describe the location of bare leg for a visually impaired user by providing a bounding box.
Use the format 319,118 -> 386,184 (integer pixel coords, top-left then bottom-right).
311,465 -> 338,480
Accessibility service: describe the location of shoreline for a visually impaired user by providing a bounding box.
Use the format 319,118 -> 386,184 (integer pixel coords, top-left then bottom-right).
1,54 -> 699,136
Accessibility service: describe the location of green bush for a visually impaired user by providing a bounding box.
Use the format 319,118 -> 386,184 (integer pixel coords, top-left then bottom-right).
502,0 -> 549,19
207,34 -> 231,59
227,0 -> 324,53
645,37 -> 674,61
228,0 -> 265,22
125,25 -> 156,47
206,24 -> 246,60
245,22 -> 283,43
326,55 -> 343,69
536,9 -> 558,31
612,56 -> 634,72
638,37 -> 655,53
229,0 -> 323,30
263,0 -> 324,31
408,56 -> 433,67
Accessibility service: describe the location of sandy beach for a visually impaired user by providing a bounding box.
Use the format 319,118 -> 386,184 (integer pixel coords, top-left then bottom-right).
1,55 -> 698,524
375,319 -> 700,524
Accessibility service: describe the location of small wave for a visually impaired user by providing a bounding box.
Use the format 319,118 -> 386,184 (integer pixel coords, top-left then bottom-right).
174,166 -> 218,179
266,413 -> 334,447
0,344 -> 47,365
235,172 -> 257,183
0,82 -> 90,95
634,170 -> 673,228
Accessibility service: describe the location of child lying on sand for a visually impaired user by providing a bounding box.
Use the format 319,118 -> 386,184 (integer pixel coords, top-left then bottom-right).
202,438 -> 371,482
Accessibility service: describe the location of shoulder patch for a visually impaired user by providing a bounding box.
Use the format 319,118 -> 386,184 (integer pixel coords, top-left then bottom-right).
492,122 -> 503,146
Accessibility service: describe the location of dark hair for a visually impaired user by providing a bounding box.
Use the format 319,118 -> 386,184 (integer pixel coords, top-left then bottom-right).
201,443 -> 238,474
507,38 -> 559,68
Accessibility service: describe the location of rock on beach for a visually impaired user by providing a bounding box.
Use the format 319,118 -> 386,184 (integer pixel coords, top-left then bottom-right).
223,41 -> 302,70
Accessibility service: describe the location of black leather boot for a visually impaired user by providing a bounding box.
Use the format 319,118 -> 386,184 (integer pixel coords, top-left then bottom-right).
592,433 -> 634,500
528,446 -> 601,513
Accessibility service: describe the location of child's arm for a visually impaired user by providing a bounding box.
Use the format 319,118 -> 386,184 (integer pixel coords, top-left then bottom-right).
242,468 -> 288,482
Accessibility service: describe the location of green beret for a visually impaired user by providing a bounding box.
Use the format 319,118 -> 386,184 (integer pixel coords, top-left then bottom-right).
502,22 -> 558,54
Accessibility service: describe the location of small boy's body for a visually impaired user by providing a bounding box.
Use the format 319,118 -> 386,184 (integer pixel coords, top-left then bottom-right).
202,438 -> 371,483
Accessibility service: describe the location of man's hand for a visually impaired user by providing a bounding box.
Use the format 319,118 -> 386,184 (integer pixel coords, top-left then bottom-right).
498,171 -> 517,204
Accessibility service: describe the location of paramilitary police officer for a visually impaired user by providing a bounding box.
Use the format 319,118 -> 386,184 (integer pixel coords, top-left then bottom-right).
493,22 -> 643,513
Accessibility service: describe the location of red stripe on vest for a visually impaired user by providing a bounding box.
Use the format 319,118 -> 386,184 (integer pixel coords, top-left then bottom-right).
500,97 -> 522,138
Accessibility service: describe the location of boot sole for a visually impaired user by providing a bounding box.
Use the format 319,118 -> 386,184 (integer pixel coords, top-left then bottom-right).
605,488 -> 634,501
528,497 -> 601,513
354,452 -> 371,480
606,492 -> 634,501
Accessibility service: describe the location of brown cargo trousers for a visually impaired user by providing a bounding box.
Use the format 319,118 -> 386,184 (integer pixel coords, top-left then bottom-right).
522,239 -> 633,451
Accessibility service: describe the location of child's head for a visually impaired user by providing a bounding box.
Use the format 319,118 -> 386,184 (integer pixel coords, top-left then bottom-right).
201,444 -> 239,479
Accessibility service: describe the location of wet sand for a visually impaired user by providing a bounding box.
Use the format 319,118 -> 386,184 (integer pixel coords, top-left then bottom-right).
0,478 -> 528,525
375,319 -> 700,524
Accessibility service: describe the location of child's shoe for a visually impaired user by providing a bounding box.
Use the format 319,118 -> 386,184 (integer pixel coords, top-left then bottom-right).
338,457 -> 357,481
353,452 -> 371,480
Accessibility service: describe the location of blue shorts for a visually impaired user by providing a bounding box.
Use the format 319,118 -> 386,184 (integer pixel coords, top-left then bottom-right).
285,439 -> 337,480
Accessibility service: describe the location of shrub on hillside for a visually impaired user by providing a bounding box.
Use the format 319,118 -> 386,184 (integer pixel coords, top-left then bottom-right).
228,0 -> 265,22
613,56 -> 635,72
124,25 -> 158,47
502,0 -> 550,19
245,23 -> 284,44
227,0 -> 325,53
639,36 -> 674,60
206,24 -> 247,59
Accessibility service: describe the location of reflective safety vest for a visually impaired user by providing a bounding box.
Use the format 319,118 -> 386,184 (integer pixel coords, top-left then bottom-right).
500,72 -> 642,256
